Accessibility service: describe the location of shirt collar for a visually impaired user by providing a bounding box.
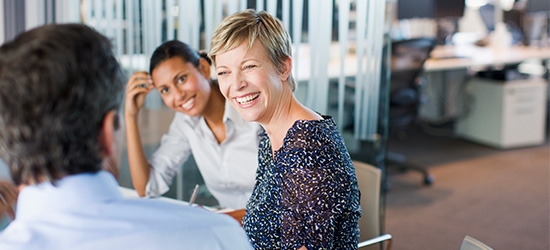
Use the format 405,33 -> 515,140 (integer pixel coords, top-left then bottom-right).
183,112 -> 202,128
16,171 -> 123,220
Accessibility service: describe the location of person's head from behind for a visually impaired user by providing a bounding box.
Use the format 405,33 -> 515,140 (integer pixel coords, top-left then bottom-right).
149,40 -> 214,117
0,24 -> 124,186
209,9 -> 295,123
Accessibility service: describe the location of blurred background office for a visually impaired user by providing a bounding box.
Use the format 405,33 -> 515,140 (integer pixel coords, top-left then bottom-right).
1,0 -> 548,249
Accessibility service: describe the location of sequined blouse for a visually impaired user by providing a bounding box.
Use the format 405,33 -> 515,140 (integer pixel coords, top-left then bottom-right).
242,116 -> 361,250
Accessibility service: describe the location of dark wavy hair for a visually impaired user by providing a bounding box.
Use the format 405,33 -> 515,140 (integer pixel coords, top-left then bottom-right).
0,24 -> 124,185
149,40 -> 211,74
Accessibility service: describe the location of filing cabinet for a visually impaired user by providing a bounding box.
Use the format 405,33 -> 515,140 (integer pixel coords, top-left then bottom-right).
455,77 -> 548,148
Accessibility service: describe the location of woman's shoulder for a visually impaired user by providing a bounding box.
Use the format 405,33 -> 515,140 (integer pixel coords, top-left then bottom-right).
286,116 -> 338,142
278,116 -> 347,157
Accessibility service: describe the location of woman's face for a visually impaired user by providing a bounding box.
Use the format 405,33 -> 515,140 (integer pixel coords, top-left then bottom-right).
215,41 -> 290,124
151,57 -> 211,117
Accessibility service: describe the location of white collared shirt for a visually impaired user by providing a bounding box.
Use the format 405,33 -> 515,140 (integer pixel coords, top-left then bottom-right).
146,101 -> 261,209
0,171 -> 252,250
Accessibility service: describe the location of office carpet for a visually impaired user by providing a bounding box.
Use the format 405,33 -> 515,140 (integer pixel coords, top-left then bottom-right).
383,124 -> 550,250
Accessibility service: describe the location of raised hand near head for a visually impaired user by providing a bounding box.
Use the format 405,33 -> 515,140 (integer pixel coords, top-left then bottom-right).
125,71 -> 154,117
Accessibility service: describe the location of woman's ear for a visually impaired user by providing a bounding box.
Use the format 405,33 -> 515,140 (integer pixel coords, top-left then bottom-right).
199,57 -> 211,79
280,56 -> 292,81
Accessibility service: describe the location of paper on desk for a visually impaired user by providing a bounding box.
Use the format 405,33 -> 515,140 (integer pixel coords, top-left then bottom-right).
117,186 -> 242,215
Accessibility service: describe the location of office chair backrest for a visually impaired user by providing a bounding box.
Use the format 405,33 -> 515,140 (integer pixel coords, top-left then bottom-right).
391,38 -> 435,70
388,37 -> 436,129
353,160 -> 382,250
390,37 -> 435,96
460,235 -> 494,250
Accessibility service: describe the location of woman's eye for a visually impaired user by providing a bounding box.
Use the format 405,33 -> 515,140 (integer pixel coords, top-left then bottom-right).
177,75 -> 186,84
244,65 -> 256,70
217,71 -> 227,76
160,87 -> 169,94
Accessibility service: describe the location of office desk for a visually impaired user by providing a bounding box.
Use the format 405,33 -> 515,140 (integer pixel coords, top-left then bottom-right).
291,42 -> 550,124
420,45 -> 550,121
425,44 -> 550,72
293,43 -> 550,82
118,186 -> 244,223
119,186 -> 190,205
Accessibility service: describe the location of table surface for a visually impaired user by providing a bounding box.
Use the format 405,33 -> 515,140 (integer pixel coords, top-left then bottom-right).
118,186 -> 243,222
425,44 -> 550,72
292,43 -> 550,80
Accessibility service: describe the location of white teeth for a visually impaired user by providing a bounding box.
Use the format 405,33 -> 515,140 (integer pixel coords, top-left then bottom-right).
236,93 -> 259,104
182,98 -> 194,110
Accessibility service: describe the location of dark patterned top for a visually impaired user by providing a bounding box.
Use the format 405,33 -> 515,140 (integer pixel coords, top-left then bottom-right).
242,116 -> 361,250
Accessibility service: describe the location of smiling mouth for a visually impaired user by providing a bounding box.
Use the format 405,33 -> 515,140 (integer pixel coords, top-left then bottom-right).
181,97 -> 195,110
235,93 -> 259,105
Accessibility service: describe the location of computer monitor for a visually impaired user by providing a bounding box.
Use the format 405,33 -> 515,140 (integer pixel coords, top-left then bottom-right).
434,0 -> 465,19
397,0 -> 434,19
396,0 -> 465,20
527,0 -> 550,13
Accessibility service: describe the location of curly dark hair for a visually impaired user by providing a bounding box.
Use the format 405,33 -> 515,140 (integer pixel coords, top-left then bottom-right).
0,23 -> 124,185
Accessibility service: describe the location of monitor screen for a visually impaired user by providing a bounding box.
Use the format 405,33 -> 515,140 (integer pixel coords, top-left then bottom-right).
434,0 -> 465,19
397,0 -> 434,19
396,0 -> 465,20
527,0 -> 550,13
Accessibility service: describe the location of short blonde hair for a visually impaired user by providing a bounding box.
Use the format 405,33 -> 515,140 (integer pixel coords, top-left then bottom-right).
209,9 -> 296,91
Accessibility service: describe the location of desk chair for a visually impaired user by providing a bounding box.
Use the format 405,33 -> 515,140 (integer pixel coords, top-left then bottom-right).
354,160 -> 393,250
386,38 -> 436,186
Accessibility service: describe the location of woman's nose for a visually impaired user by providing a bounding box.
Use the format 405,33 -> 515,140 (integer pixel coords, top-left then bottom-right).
173,85 -> 186,100
232,72 -> 247,91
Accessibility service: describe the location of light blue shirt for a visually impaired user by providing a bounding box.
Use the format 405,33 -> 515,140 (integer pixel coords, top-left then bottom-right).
0,171 -> 252,250
147,101 -> 261,209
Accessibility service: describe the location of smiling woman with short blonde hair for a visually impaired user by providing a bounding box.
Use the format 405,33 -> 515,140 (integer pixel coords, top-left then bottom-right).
210,9 -> 361,250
